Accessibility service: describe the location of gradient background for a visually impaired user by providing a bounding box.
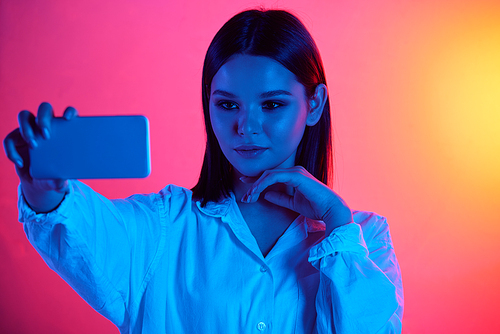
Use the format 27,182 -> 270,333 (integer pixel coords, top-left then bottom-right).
1,0 -> 499,333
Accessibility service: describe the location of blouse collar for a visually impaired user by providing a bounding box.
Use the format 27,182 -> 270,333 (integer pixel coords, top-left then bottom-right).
195,194 -> 325,233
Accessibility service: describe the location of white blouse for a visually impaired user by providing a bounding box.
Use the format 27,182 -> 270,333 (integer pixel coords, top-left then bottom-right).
19,180 -> 403,333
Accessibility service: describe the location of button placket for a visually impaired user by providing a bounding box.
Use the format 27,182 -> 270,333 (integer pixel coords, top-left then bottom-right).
255,263 -> 271,332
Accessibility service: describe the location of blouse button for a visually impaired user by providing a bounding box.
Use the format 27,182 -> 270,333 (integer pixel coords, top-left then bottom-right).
256,321 -> 267,331
259,266 -> 267,273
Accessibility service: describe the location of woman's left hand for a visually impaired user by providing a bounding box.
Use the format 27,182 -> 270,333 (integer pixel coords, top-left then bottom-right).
240,166 -> 353,234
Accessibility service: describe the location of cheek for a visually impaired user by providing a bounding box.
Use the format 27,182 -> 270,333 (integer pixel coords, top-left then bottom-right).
269,112 -> 307,145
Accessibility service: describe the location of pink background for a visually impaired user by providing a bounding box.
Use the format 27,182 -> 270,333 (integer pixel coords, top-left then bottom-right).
1,0 -> 499,333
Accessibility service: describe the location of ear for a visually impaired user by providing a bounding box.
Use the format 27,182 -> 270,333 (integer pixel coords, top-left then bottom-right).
306,84 -> 328,126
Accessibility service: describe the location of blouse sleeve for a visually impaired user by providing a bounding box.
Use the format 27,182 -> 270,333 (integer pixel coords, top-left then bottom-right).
18,180 -> 170,331
308,212 -> 404,333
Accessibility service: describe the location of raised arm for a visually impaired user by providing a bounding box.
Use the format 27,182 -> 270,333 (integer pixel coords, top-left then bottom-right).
4,103 -> 166,331
17,179 -> 166,331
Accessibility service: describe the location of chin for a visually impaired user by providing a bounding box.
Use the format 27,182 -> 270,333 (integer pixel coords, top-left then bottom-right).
231,164 -> 267,178
228,151 -> 296,178
234,168 -> 264,178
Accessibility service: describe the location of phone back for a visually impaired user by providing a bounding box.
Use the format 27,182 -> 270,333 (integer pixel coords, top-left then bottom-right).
30,116 -> 151,179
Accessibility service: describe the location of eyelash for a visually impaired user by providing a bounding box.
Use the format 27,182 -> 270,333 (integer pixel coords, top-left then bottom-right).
262,101 -> 284,110
216,101 -> 284,111
217,101 -> 238,110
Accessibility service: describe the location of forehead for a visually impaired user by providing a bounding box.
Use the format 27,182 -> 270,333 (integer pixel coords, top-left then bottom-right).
211,54 -> 304,96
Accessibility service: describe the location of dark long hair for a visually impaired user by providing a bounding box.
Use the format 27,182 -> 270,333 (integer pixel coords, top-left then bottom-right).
191,9 -> 333,206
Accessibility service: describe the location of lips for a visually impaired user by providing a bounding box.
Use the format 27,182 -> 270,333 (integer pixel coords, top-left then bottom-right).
235,145 -> 266,150
234,145 -> 268,158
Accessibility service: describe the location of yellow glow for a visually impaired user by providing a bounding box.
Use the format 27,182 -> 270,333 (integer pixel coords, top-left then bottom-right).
426,16 -> 500,189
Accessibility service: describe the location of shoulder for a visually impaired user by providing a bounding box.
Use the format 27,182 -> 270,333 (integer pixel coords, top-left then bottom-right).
159,184 -> 193,199
157,184 -> 195,211
119,184 -> 194,217
353,210 -> 393,248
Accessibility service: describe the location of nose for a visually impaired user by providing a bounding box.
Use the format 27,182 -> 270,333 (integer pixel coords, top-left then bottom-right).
237,108 -> 261,136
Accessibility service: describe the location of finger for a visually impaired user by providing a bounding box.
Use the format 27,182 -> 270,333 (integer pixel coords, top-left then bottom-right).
3,129 -> 25,168
239,176 -> 258,184
263,191 -> 295,211
62,106 -> 78,120
244,170 -> 280,201
18,110 -> 38,149
248,170 -> 303,202
36,102 -> 54,139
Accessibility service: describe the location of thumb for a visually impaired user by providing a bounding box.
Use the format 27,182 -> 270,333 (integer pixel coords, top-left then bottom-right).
264,191 -> 294,210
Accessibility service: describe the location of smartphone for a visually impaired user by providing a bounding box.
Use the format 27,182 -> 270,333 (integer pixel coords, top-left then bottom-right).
29,115 -> 151,179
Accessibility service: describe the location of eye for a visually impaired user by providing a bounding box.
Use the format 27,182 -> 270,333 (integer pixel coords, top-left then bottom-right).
262,101 -> 284,110
216,101 -> 239,110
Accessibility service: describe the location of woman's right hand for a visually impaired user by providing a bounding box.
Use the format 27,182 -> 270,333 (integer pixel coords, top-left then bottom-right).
3,102 -> 78,213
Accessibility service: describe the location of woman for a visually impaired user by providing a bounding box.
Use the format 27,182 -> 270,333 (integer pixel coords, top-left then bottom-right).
4,9 -> 403,334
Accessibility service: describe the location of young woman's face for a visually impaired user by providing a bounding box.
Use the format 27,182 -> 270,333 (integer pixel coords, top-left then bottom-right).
209,54 -> 312,178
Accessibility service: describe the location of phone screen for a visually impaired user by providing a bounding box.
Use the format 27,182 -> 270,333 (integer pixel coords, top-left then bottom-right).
29,116 -> 151,179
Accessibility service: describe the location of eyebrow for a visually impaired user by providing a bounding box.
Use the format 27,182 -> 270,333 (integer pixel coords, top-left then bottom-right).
212,89 -> 292,98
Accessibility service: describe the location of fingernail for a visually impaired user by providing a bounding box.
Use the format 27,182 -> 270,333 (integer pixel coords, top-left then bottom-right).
16,159 -> 24,168
42,128 -> 50,139
30,139 -> 38,148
